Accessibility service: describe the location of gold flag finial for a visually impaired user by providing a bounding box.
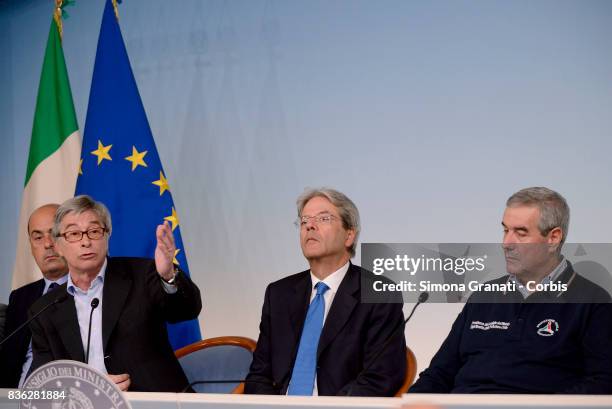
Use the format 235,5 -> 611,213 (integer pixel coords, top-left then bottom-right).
53,0 -> 63,40
112,0 -> 120,20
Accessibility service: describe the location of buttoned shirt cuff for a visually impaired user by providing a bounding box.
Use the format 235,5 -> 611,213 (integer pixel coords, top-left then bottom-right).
161,277 -> 178,294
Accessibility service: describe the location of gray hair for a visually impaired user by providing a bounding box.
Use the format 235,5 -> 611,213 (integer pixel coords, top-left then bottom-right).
53,195 -> 112,239
297,187 -> 360,257
506,187 -> 570,244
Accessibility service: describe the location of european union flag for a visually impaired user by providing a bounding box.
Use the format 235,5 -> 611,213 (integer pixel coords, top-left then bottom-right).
76,0 -> 201,350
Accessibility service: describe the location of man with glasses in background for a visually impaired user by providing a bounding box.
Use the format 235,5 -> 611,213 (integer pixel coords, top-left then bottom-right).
245,188 -> 406,396
0,204 -> 68,388
27,195 -> 202,392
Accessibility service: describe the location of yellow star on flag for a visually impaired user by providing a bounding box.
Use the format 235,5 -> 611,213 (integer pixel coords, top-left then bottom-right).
91,140 -> 112,165
152,171 -> 170,196
125,146 -> 148,171
164,207 -> 180,231
173,249 -> 181,266
78,158 -> 83,175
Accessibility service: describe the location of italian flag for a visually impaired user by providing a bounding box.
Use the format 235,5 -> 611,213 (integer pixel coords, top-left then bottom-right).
12,18 -> 81,289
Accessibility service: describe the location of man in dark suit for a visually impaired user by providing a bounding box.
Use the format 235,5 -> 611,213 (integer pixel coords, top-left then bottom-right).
245,188 -> 406,396
0,204 -> 69,388
28,195 -> 202,392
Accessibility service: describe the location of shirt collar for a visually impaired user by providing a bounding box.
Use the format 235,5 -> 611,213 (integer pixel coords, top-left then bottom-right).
67,258 -> 107,296
43,274 -> 68,294
508,256 -> 567,298
542,256 -> 567,284
309,261 -> 350,294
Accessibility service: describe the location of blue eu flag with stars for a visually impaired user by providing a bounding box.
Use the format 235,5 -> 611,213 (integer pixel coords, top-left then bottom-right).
76,0 -> 201,350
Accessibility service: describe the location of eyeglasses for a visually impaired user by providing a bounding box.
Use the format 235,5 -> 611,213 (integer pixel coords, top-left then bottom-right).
58,227 -> 107,243
294,214 -> 338,228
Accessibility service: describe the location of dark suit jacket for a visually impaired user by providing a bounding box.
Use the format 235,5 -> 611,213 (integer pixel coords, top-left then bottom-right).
245,263 -> 406,396
0,279 -> 45,387
28,257 -> 202,392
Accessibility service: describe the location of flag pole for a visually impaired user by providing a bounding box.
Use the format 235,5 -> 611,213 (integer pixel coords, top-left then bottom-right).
112,0 -> 120,20
53,0 -> 63,40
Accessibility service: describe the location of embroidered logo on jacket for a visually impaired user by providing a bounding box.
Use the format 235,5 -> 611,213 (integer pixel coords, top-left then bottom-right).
536,319 -> 559,336
470,320 -> 510,330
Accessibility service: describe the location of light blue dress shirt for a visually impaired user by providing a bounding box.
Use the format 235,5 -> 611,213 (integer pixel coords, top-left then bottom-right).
65,260 -> 177,375
67,260 -> 107,375
509,257 -> 568,299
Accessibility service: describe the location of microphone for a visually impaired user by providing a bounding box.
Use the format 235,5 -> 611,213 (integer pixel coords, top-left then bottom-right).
85,298 -> 100,364
0,293 -> 68,348
343,292 -> 429,396
406,292 -> 429,322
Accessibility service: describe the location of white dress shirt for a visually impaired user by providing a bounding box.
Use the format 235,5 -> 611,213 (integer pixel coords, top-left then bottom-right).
299,261 -> 350,396
309,262 -> 350,325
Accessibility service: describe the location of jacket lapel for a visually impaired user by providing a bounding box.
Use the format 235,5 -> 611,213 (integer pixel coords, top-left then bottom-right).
317,263 -> 359,359
288,273 -> 312,343
50,289 -> 85,362
102,258 -> 132,350
22,279 -> 45,321
33,278 -> 45,298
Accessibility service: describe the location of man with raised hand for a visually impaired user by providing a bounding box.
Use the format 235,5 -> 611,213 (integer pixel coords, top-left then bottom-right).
28,195 -> 202,392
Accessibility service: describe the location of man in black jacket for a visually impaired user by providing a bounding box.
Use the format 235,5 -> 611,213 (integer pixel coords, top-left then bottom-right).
0,204 -> 69,388
410,187 -> 612,394
245,188 -> 406,396
28,195 -> 202,392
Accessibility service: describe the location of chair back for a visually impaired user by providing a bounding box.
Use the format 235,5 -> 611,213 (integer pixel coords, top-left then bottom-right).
395,346 -> 417,396
175,336 -> 256,393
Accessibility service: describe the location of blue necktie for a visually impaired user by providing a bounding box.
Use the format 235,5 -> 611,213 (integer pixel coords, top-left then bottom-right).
288,282 -> 329,395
